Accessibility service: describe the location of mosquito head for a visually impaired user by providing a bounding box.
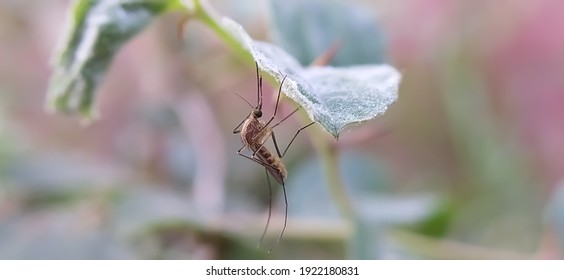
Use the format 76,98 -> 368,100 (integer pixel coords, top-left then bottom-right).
252,108 -> 262,118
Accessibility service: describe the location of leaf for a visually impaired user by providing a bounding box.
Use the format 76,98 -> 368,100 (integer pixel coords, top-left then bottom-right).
222,18 -> 400,138
269,0 -> 387,66
284,152 -> 439,223
3,152 -> 128,194
284,152 -> 442,259
347,219 -> 417,259
0,211 -> 133,259
113,188 -> 201,236
284,152 -> 390,220
46,0 -> 183,118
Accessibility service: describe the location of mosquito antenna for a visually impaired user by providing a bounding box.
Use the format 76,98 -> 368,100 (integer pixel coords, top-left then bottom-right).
259,167 -> 273,249
232,92 -> 254,108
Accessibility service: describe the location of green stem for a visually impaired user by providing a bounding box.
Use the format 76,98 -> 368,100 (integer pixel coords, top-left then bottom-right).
304,116 -> 356,221
192,0 -> 253,63
322,143 -> 356,221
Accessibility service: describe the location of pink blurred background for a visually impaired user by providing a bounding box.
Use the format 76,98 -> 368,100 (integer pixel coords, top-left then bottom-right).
1,0 -> 563,259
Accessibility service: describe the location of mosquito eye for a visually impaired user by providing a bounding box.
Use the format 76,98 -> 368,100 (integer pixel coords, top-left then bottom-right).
254,110 -> 262,118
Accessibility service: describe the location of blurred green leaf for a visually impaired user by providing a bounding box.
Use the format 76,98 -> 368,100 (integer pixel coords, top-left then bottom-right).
46,0 -> 183,118
285,152 -> 440,222
2,153 -> 128,194
223,18 -> 400,138
284,152 -> 390,220
0,211 -> 132,259
269,0 -> 387,66
357,195 -> 442,225
284,152 -> 442,258
409,200 -> 455,237
348,196 -> 442,259
114,188 -> 201,236
47,0 -> 400,137
348,219 -> 417,259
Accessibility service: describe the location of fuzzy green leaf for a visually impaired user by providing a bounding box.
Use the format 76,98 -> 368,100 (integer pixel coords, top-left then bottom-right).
269,0 -> 387,66
47,0 -> 183,119
223,18 -> 400,138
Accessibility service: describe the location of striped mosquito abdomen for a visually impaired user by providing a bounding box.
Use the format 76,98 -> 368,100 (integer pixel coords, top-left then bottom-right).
253,145 -> 287,185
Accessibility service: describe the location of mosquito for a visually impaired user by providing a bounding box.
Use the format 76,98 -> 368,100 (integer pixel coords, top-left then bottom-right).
232,62 -> 315,252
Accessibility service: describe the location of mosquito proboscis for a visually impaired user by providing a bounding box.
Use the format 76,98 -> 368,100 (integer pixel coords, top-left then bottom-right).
232,62 -> 315,253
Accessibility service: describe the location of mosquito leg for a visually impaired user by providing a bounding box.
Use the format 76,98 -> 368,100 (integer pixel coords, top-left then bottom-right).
261,106 -> 304,158
252,120 -> 314,159
259,167 -> 273,249
253,106 -> 302,156
261,117 -> 275,133
271,107 -> 300,129
238,146 -> 270,167
268,180 -> 287,254
237,145 -> 246,153
258,76 -> 288,132
251,104 -> 298,158
251,117 -> 315,158
272,76 -> 287,118
233,118 -> 247,134
281,122 -> 316,158
271,131 -> 283,158
237,147 -> 273,169
236,148 -> 281,252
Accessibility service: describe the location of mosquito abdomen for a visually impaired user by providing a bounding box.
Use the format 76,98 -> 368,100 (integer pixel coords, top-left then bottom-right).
255,145 -> 287,184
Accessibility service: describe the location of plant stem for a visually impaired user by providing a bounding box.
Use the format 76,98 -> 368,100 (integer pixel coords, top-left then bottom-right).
192,0 -> 253,63
322,142 -> 356,221
302,115 -> 356,221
